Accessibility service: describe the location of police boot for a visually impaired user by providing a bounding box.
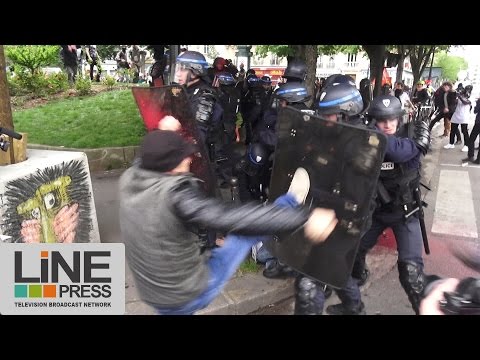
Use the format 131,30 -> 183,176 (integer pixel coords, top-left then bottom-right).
326,301 -> 366,315
294,276 -> 325,315
351,253 -> 370,287
398,260 -> 426,315
263,259 -> 295,279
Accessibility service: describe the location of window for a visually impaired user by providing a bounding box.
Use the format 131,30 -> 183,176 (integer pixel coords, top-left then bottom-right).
270,54 -> 280,66
347,53 -> 357,63
327,57 -> 335,69
317,56 -> 324,68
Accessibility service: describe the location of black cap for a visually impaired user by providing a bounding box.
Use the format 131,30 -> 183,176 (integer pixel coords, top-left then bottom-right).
140,130 -> 197,172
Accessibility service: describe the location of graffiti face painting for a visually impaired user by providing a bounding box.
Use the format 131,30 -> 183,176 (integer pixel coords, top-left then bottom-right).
3,160 -> 92,243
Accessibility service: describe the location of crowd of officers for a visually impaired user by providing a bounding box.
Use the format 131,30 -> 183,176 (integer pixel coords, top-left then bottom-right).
169,50 -> 451,315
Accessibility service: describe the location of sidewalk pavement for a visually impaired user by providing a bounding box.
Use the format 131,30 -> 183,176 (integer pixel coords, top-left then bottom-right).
124,244 -> 398,315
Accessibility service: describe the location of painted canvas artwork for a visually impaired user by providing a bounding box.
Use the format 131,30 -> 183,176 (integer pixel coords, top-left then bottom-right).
2,160 -> 93,243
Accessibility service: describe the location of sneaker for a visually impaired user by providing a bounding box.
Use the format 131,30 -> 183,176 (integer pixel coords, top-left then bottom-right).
461,146 -> 469,152
443,144 -> 455,149
326,302 -> 366,315
287,167 -> 310,205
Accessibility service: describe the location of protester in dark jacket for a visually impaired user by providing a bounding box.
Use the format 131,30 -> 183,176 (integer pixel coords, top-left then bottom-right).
463,97 -> 480,164
60,45 -> 79,84
119,129 -> 338,315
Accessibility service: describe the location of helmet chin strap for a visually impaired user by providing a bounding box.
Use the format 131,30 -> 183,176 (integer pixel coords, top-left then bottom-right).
186,70 -> 193,85
186,71 -> 202,87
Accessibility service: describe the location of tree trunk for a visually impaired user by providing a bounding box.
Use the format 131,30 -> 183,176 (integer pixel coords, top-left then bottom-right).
0,45 -> 14,129
304,45 -> 318,108
363,45 -> 386,97
396,52 -> 405,84
286,45 -> 318,108
291,45 -> 306,59
410,45 -> 435,86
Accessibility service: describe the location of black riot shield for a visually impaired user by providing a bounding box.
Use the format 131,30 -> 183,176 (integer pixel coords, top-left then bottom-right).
132,85 -> 217,197
266,106 -> 387,288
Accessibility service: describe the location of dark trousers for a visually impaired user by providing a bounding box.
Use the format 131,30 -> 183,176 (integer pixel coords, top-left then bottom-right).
468,123 -> 480,159
89,61 -> 101,81
430,111 -> 460,140
64,64 -> 78,84
335,209 -> 424,307
450,123 -> 469,146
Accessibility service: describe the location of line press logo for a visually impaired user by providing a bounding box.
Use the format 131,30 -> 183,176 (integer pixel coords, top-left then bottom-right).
0,243 -> 125,315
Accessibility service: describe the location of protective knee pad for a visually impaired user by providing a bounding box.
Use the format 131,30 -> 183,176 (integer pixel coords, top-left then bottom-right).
398,260 -> 426,315
294,276 -> 325,315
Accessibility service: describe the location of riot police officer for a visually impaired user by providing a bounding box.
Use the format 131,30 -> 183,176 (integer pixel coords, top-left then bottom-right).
174,51 -> 223,159
291,75 -> 367,315
174,51 -> 223,250
255,81 -> 313,154
232,142 -> 270,203
326,94 -> 431,315
282,58 -> 307,83
216,72 -> 241,146
259,81 -> 315,280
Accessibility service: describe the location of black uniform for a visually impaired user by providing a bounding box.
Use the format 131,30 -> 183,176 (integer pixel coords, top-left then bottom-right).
327,95 -> 431,315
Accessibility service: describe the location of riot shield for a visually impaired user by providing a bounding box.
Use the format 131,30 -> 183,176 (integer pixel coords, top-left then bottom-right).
132,85 -> 217,197
266,106 -> 387,288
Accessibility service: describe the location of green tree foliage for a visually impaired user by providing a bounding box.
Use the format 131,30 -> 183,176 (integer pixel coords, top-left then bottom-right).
255,45 -> 360,58
434,51 -> 468,81
5,45 -> 60,74
97,45 -> 119,60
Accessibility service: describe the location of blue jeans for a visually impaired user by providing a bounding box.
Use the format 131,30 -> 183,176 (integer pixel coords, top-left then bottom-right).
154,193 -> 299,315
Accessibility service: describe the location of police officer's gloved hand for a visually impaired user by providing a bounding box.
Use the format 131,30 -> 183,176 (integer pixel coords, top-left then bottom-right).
412,120 -> 430,155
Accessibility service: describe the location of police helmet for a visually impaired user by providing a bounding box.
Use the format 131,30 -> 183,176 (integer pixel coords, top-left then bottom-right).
247,143 -> 268,166
175,51 -> 209,77
368,95 -> 405,120
217,72 -> 236,86
323,74 -> 357,88
261,75 -> 272,85
247,74 -> 260,85
274,82 -> 310,104
316,82 -> 364,117
283,59 -> 307,81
